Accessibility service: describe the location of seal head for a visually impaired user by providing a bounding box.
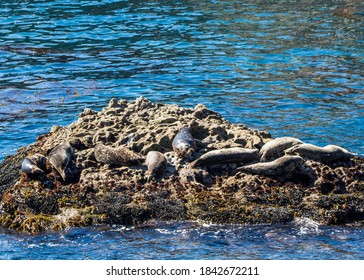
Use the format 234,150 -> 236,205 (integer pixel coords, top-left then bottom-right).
172,128 -> 196,159
21,159 -> 43,175
145,151 -> 167,180
48,142 -> 74,181
21,153 -> 47,176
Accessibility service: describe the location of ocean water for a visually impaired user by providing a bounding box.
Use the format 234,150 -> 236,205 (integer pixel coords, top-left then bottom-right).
1,221 -> 364,260
0,0 -> 363,259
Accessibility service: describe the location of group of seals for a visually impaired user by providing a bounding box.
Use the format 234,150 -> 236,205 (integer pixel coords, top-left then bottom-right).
21,142 -> 74,181
170,130 -> 307,177
236,137 -> 355,177
21,126 -> 355,183
169,132 -> 306,177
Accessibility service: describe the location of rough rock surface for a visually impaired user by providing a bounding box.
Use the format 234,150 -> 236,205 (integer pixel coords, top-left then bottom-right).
0,97 -> 363,233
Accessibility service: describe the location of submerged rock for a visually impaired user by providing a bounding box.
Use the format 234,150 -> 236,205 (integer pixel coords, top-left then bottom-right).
0,97 -> 363,233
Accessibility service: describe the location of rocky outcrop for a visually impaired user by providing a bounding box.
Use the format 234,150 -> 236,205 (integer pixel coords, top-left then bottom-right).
0,97 -> 363,233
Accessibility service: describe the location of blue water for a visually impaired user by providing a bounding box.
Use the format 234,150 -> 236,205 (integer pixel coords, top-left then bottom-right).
0,0 -> 363,259
1,221 -> 363,260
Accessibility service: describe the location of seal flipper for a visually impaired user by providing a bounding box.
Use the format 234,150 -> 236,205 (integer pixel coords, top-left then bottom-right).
21,158 -> 44,175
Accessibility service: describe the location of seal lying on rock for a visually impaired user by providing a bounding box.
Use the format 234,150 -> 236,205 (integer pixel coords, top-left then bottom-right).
48,142 -> 74,181
172,127 -> 196,159
179,167 -> 214,186
237,155 -> 305,176
21,153 -> 47,175
94,143 -> 144,166
259,137 -> 303,162
190,147 -> 259,168
285,144 -> 354,163
145,151 -> 167,180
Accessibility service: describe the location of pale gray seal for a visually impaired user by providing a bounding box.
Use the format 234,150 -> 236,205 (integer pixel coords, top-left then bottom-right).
94,143 -> 144,166
259,137 -> 303,162
48,142 -> 74,181
237,155 -> 305,176
284,143 -> 354,163
145,151 -> 167,180
172,127 -> 196,159
190,147 -> 259,168
21,153 -> 47,175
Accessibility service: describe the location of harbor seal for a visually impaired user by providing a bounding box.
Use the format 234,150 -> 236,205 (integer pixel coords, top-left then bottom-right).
172,127 -> 196,159
21,153 -> 47,175
284,143 -> 354,163
145,151 -> 167,180
259,137 -> 303,162
48,142 -> 74,181
179,167 -> 214,186
237,155 -> 305,176
94,143 -> 144,166
190,147 -> 259,168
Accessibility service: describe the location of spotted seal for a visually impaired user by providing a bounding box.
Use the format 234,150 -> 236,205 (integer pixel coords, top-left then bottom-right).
284,143 -> 354,163
48,142 -> 74,181
94,143 -> 144,166
172,127 -> 196,159
259,137 -> 303,162
21,153 -> 47,175
190,147 -> 259,168
145,151 -> 167,180
237,155 -> 305,176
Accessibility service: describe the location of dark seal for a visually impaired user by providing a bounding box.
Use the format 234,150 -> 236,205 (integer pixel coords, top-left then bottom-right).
21,153 -> 47,176
172,128 -> 196,159
48,142 -> 74,181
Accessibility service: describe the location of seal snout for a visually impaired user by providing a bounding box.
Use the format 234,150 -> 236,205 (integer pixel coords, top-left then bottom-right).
178,142 -> 195,158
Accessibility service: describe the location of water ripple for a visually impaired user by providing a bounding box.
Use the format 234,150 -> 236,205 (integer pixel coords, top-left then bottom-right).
0,0 -> 363,258
1,222 -> 363,260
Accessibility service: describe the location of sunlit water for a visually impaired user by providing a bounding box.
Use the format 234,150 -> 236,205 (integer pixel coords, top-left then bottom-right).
1,221 -> 363,260
0,0 -> 363,259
